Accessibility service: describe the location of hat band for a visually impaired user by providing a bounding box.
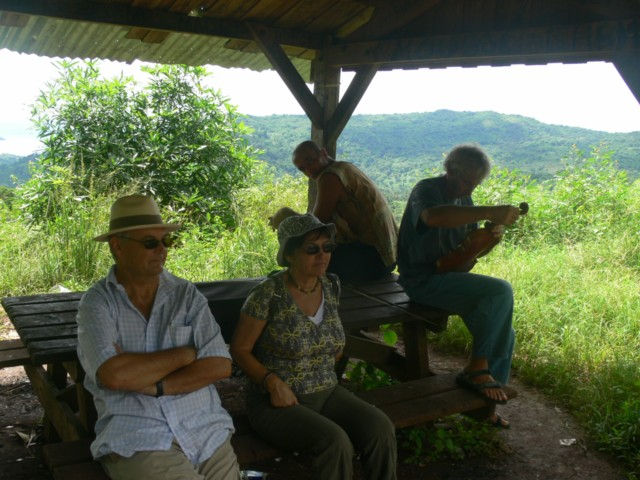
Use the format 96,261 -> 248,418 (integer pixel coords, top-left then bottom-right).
109,214 -> 164,231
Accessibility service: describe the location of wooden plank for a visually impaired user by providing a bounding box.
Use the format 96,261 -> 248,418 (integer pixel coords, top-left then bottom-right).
12,311 -> 77,330
23,364 -> 89,441
19,324 -> 78,342
403,320 -> 431,378
328,17 -> 640,68
324,65 -> 378,146
4,300 -> 80,317
52,462 -> 108,480
344,333 -> 397,364
357,373 -> 460,406
382,388 -> 497,428
196,278 -> 262,300
2,292 -> 82,308
28,338 -> 78,365
341,0 -> 443,41
0,338 -> 24,350
0,346 -> 30,368
247,22 -> 324,128
614,53 -> 640,104
0,0 -> 323,50
340,304 -> 445,332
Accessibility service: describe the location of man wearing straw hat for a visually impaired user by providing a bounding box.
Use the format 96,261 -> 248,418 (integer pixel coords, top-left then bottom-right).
76,194 -> 241,480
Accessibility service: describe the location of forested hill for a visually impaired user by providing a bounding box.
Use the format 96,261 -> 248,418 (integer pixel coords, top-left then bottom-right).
0,153 -> 33,186
244,110 -> 640,195
2,110 -> 639,192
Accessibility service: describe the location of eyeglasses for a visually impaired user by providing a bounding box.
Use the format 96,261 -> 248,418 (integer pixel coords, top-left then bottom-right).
118,234 -> 176,250
303,242 -> 337,255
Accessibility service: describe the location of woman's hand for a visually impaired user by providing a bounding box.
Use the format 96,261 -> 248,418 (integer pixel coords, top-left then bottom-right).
265,374 -> 299,407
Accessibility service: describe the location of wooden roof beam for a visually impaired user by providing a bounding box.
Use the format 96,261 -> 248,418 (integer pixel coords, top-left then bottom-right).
341,0 -> 442,41
326,18 -> 640,68
247,22 -> 324,129
613,54 -> 640,104
324,65 -> 378,147
0,0 -> 323,50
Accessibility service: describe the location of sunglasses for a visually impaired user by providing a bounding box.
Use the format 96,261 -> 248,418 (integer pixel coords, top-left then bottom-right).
118,234 -> 176,250
303,242 -> 337,255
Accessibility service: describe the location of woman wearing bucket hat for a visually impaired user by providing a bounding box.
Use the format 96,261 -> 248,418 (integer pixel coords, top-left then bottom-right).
231,214 -> 397,480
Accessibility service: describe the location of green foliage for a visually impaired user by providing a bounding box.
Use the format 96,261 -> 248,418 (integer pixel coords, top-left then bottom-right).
22,61 -> 257,228
0,186 -> 114,296
399,416 -> 502,463
344,360 -> 395,391
167,168 -> 307,280
473,146 -> 634,248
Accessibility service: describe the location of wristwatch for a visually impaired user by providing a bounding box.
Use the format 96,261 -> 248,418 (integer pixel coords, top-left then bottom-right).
155,380 -> 164,397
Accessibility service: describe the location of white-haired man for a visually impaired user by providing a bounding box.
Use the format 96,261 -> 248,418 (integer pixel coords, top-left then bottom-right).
397,144 -> 522,427
76,194 -> 241,479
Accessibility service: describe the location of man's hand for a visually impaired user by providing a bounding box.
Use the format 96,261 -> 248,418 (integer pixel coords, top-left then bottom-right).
488,205 -> 520,225
265,374 -> 298,408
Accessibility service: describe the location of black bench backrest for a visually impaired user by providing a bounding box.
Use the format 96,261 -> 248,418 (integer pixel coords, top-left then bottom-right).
195,278 -> 263,343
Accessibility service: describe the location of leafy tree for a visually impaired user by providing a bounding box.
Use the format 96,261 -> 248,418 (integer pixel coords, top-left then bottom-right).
22,61 -> 257,228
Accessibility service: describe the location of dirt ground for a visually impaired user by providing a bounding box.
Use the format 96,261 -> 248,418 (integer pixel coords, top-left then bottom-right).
0,345 -> 627,480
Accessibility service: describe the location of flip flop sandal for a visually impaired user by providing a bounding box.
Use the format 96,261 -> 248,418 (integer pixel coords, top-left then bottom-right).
489,413 -> 510,429
456,369 -> 508,405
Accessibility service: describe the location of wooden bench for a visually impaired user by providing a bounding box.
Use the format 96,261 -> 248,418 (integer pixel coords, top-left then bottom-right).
0,338 -> 31,368
40,372 -> 516,479
2,274 -> 516,478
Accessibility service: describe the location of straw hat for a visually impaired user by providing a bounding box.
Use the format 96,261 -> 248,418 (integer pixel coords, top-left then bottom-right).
94,194 -> 180,242
276,214 -> 335,266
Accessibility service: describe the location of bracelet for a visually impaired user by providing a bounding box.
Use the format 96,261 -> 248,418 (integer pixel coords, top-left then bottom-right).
155,380 -> 164,398
261,371 -> 275,390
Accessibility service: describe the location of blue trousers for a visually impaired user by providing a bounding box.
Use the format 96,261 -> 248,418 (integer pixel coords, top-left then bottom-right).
405,272 -> 515,384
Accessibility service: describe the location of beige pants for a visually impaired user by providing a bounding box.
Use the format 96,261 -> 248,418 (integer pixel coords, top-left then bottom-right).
100,435 -> 242,480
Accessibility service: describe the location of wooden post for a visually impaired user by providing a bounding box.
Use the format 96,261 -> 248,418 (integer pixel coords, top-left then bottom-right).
308,54 -> 340,211
613,54 -> 640,105
402,321 -> 433,379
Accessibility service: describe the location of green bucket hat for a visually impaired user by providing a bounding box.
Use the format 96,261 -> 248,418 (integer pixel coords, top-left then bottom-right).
276,214 -> 336,266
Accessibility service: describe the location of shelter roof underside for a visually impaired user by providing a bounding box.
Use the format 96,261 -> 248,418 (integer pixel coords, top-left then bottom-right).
0,0 -> 639,79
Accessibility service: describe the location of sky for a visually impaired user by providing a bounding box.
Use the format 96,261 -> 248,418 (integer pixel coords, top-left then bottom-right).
1,48 -> 640,156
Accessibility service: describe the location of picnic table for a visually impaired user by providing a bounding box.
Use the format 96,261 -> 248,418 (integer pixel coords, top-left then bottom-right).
1,273 -> 516,478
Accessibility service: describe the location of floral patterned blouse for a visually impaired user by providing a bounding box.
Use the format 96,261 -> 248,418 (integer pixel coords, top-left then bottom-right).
240,270 -> 345,395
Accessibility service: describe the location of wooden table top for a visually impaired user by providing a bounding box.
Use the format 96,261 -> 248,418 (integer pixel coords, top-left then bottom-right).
2,274 -> 449,365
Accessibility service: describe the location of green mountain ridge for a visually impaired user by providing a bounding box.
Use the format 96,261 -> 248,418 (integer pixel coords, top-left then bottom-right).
244,109 -> 640,174
2,110 -> 639,191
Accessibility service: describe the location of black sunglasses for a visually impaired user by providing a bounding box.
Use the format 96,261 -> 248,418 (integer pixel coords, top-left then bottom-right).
118,234 -> 176,250
303,242 -> 337,255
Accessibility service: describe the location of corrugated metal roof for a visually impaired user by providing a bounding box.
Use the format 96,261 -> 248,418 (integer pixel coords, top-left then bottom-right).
0,0 -> 376,78
0,13 -> 311,76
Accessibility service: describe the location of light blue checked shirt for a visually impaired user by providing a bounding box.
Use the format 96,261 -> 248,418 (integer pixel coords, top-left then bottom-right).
76,267 -> 234,464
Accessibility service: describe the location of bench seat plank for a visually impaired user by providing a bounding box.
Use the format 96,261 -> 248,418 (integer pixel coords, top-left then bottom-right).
0,339 -> 30,368
12,311 -> 78,330
1,292 -> 83,308
4,300 -> 80,317
19,324 -> 78,342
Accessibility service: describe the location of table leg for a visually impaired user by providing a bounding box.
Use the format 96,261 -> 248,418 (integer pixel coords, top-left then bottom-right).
402,320 -> 434,379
